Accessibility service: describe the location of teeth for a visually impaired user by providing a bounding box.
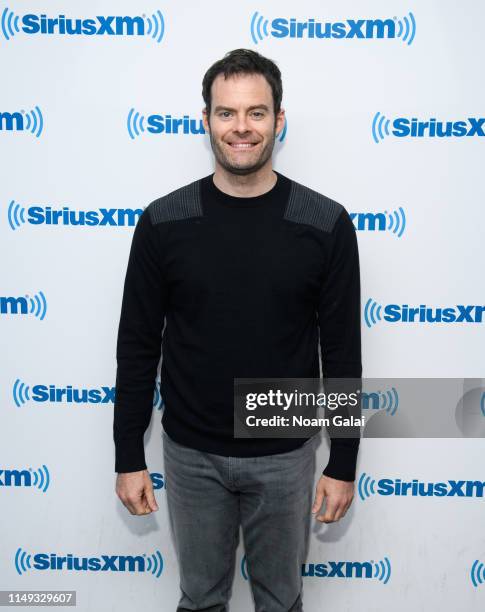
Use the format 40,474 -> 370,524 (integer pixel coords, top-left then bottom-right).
230,143 -> 255,148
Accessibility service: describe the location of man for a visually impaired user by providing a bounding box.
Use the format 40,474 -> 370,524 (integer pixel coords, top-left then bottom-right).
114,48 -> 361,612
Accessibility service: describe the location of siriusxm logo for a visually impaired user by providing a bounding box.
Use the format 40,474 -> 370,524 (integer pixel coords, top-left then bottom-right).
359,473 -> 485,501
127,108 -> 288,142
1,9 -> 165,43
372,112 -> 485,142
365,300 -> 485,328
7,200 -> 144,230
241,554 -> 390,583
250,11 -> 415,45
14,548 -> 163,577
13,379 -> 162,409
350,208 -> 406,236
0,107 -> 43,137
127,109 -> 204,139
0,465 -> 50,492
13,380 -> 115,407
362,388 -> 399,415
1,292 -> 47,319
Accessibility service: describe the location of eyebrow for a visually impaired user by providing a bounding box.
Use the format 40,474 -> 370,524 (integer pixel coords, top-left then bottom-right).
213,104 -> 270,112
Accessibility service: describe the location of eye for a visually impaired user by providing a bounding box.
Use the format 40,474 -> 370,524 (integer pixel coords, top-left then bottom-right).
218,111 -> 232,119
251,111 -> 265,119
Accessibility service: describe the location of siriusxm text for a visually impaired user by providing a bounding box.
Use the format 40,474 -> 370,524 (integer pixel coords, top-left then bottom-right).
26,207 -> 143,227
30,553 -> 149,571
384,305 -> 485,323
377,478 -> 485,497
147,114 -> 205,135
27,385 -> 115,404
270,18 -> 396,39
20,14 -> 145,36
392,117 -> 485,138
302,562 -> 373,578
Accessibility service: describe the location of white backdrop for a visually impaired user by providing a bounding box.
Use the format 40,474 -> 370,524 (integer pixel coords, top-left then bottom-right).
1,1 -> 484,610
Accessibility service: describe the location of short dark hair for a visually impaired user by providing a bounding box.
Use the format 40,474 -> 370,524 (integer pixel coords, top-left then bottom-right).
202,48 -> 283,117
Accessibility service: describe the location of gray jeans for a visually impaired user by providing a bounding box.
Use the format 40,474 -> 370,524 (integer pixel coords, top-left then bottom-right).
162,430 -> 318,612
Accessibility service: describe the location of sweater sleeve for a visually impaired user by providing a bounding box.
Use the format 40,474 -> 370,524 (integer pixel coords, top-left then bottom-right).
113,208 -> 166,473
317,208 -> 362,482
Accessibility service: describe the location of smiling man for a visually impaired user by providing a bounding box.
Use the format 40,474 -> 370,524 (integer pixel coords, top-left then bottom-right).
114,48 -> 362,612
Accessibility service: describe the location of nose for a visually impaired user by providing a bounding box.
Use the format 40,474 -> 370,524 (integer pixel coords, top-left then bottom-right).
233,112 -> 250,135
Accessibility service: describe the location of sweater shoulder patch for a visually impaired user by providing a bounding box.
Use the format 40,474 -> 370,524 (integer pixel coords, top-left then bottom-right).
284,180 -> 343,233
147,179 -> 203,224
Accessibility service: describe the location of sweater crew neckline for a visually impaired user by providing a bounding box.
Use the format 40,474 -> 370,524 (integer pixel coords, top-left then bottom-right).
203,171 -> 287,208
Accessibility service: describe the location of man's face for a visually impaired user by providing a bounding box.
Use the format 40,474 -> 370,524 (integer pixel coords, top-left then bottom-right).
202,72 -> 285,176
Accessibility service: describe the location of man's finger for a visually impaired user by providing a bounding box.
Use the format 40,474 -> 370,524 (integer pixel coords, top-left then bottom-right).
126,494 -> 150,515
332,504 -> 348,522
144,485 -> 159,512
319,499 -> 340,523
122,500 -> 137,515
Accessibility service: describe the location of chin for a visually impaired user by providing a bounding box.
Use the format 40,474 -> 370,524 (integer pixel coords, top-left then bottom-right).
222,161 -> 264,176
219,152 -> 272,176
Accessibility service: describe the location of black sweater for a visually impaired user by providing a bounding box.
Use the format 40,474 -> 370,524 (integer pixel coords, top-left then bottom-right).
113,171 -> 362,480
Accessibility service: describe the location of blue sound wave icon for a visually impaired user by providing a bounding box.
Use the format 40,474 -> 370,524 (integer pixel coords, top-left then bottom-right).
13,378 -> 31,407
364,298 -> 382,328
1,7 -> 20,41
127,108 -> 146,140
241,554 -> 249,580
144,550 -> 164,578
480,392 -> 485,418
250,12 -> 269,44
471,560 -> 485,588
7,200 -> 26,230
153,379 -> 164,410
26,291 -> 48,320
372,112 -> 391,143
14,548 -> 32,575
373,557 -> 391,584
395,12 -> 416,46
21,106 -> 44,138
386,207 -> 406,237
31,465 -> 50,492
143,11 -> 165,44
358,472 -> 377,501
278,117 -> 287,143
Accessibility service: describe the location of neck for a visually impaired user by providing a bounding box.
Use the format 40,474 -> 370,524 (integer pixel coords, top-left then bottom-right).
212,162 -> 277,197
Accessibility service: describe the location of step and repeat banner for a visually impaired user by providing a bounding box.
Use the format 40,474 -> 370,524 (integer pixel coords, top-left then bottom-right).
1,1 -> 484,610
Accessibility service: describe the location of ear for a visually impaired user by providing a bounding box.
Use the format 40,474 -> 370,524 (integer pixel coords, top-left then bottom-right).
275,108 -> 285,138
202,108 -> 210,132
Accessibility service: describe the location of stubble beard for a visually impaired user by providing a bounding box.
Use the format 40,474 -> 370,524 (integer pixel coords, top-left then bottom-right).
208,127 -> 277,177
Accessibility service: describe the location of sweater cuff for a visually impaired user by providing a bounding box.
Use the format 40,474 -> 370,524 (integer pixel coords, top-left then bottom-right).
114,436 -> 147,473
322,437 -> 360,482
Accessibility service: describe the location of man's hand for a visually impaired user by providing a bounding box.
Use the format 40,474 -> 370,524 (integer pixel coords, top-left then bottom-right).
311,474 -> 354,523
115,469 -> 159,516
